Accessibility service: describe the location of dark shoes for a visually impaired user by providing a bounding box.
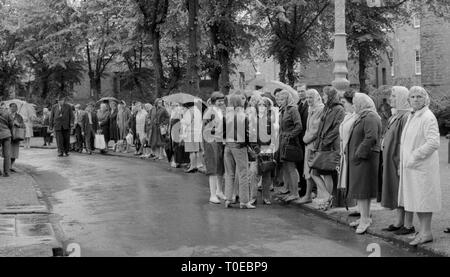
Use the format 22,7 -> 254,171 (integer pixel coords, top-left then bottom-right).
65,152 -> 70,157
382,224 -> 403,232
348,211 -> 361,217
185,168 -> 197,173
444,228 -> 450,234
394,226 -> 416,236
58,153 -> 64,157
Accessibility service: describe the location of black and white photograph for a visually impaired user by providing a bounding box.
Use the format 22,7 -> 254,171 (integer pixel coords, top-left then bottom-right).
1,0 -> 450,263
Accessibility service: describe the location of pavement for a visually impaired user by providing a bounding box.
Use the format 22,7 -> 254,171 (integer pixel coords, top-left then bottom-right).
9,136 -> 450,256
0,167 -> 61,257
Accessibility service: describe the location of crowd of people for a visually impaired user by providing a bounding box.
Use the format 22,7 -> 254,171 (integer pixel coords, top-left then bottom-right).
0,84 -> 444,246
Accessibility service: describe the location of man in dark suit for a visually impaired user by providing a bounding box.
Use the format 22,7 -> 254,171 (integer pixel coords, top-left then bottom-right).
81,102 -> 98,155
49,96 -> 74,157
296,85 -> 309,197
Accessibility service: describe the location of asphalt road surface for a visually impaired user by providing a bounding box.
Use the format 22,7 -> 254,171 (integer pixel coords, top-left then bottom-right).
18,148 -> 425,257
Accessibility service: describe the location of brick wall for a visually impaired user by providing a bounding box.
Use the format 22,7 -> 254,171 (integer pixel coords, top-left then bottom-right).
420,10 -> 450,98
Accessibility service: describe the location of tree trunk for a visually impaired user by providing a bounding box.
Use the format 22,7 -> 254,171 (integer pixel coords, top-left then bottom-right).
278,58 -> 287,84
93,74 -> 101,101
359,47 -> 368,93
218,49 -> 230,94
187,0 -> 200,96
210,69 -> 220,91
152,30 -> 164,98
286,57 -> 296,87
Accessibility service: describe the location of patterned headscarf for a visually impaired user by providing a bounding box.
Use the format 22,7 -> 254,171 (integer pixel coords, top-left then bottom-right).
353,92 -> 380,119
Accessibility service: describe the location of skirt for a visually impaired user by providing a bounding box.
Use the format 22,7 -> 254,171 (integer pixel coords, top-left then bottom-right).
11,141 -> 20,159
184,141 -> 200,153
25,123 -> 33,138
203,142 -> 224,176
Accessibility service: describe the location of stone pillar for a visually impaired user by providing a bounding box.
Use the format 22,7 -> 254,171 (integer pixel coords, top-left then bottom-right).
332,0 -> 350,95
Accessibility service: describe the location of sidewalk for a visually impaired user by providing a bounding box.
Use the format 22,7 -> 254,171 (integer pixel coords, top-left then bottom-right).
0,169 -> 60,257
27,136 -> 450,256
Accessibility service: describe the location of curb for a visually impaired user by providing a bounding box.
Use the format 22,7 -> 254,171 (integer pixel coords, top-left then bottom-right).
291,202 -> 447,257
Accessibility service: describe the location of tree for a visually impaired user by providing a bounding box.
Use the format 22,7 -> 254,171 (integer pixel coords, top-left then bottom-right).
255,0 -> 333,86
135,0 -> 169,98
186,0 -> 201,95
202,0 -> 259,93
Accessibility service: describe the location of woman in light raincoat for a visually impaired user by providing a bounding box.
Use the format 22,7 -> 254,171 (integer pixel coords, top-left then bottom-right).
398,86 -> 441,246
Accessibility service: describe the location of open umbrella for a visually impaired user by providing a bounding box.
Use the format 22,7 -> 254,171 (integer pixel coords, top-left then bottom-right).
3,99 -> 36,119
97,97 -> 119,104
263,80 -> 300,104
162,93 -> 203,105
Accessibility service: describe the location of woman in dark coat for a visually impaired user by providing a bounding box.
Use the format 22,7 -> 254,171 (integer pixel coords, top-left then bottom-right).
347,92 -> 382,234
275,90 -> 303,203
109,101 -> 119,147
148,99 -> 170,160
169,103 -> 190,166
312,86 -> 345,210
0,103 -> 13,177
380,86 -> 415,235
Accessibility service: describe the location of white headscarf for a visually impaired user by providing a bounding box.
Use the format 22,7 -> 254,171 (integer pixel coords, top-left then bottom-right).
391,86 -> 411,114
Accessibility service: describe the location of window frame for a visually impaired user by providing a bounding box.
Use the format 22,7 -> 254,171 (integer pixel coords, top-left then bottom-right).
415,49 -> 422,75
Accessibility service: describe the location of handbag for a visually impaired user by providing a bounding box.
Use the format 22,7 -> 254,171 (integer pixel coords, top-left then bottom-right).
94,132 -> 106,149
257,153 -> 276,175
308,150 -> 340,172
12,127 -> 26,141
126,132 -> 133,145
280,144 -> 303,162
160,124 -> 168,136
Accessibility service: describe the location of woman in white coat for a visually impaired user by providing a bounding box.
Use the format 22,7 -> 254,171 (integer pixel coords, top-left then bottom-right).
399,86 -> 441,246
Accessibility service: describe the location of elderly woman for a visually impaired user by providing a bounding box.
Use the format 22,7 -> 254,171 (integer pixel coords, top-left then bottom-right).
399,86 -> 440,246
380,86 -> 415,236
0,103 -> 12,177
298,89 -> 324,204
224,93 -> 254,209
275,90 -> 303,203
9,103 -> 26,173
97,103 -> 110,152
148,99 -> 170,160
312,87 -> 345,210
347,93 -> 382,234
203,92 -> 227,204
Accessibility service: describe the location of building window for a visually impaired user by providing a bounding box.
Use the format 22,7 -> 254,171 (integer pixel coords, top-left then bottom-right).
382,68 -> 387,85
413,13 -> 420,28
415,50 -> 421,75
388,51 -> 394,77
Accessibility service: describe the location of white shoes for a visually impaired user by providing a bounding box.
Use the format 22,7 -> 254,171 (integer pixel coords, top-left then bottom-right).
216,192 -> 226,200
209,196 -> 221,204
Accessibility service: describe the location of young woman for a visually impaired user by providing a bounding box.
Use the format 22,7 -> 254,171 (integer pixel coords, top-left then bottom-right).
298,89 -> 324,204
203,92 -> 227,204
224,93 -> 254,209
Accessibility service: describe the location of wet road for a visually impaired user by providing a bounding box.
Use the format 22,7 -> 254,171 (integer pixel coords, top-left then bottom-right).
18,148 -> 423,257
